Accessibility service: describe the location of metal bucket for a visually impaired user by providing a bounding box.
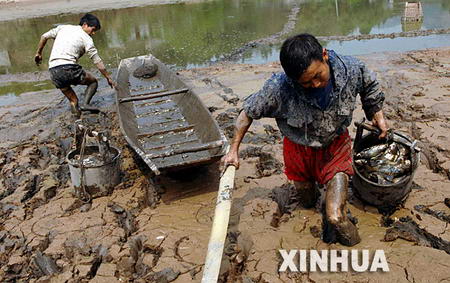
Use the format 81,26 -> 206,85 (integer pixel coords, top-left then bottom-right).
67,145 -> 121,199
352,126 -> 420,208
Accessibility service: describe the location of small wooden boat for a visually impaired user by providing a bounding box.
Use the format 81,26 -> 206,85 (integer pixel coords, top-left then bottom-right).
115,55 -> 228,175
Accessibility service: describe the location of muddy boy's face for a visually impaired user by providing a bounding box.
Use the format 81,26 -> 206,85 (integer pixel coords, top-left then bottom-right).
82,24 -> 97,36
298,49 -> 330,89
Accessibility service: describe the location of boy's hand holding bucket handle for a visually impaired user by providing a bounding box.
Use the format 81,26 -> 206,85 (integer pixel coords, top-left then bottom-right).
371,110 -> 389,139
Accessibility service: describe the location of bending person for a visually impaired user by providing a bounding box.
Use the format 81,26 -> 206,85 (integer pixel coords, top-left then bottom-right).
35,13 -> 115,117
221,33 -> 388,246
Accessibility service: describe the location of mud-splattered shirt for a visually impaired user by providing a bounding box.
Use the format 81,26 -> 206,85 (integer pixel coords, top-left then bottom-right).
42,25 -> 102,68
243,50 -> 384,148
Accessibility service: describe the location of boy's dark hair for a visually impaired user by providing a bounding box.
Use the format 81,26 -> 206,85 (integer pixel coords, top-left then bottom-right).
79,13 -> 101,30
280,33 -> 323,80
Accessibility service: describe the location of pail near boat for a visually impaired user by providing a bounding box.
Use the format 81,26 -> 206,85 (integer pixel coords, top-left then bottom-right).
67,145 -> 121,200
352,122 -> 420,210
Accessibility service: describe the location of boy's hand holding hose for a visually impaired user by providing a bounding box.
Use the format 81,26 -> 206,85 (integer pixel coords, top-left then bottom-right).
220,110 -> 253,172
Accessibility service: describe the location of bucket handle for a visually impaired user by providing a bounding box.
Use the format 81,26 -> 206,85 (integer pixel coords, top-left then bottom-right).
354,120 -> 420,150
354,119 -> 421,172
353,119 -> 387,148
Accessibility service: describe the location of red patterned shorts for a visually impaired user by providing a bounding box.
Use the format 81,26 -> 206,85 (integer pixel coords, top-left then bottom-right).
283,130 -> 354,185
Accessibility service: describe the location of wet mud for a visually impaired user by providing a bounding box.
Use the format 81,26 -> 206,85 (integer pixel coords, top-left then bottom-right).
219,231 -> 253,283
384,216 -> 450,255
240,147 -> 283,179
414,204 -> 450,224
0,47 -> 450,282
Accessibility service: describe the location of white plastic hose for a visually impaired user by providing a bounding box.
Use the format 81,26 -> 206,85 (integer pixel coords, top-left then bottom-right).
201,165 -> 236,283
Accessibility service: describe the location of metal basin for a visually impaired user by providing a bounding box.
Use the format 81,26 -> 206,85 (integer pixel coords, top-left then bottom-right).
352,132 -> 419,209
67,145 -> 121,199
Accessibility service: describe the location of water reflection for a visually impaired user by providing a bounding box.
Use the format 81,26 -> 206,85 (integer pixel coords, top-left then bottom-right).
0,0 -> 449,76
0,0 -> 293,75
401,1 -> 424,32
241,33 -> 450,66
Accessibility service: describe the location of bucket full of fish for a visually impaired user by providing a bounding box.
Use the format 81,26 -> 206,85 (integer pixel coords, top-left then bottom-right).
66,120 -> 121,202
352,121 -> 420,209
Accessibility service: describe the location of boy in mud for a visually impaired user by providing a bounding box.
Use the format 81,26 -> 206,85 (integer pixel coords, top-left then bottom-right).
221,33 -> 388,246
34,13 -> 115,117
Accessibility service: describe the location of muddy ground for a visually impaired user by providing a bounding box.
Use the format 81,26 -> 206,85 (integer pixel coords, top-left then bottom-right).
0,47 -> 450,283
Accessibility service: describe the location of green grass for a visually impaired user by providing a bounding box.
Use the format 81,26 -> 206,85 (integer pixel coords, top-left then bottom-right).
0,80 -> 54,96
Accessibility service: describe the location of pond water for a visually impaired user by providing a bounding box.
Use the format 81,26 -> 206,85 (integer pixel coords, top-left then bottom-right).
0,0 -> 449,84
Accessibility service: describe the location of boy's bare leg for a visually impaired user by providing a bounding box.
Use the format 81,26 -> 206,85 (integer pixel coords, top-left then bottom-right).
80,72 -> 98,105
294,181 -> 318,208
77,72 -> 101,113
325,172 -> 361,246
60,87 -> 81,117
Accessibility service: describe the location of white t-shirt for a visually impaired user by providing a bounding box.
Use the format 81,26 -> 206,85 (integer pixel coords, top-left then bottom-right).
43,24 -> 102,68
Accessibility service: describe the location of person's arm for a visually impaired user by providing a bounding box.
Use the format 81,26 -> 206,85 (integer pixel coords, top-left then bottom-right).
85,38 -> 116,89
35,26 -> 60,66
95,60 -> 116,88
34,36 -> 49,65
221,73 -> 282,169
221,111 -> 253,169
357,60 -> 388,138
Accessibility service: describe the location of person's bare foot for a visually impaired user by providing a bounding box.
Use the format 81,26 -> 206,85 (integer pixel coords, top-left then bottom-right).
70,103 -> 81,118
79,105 -> 101,114
80,105 -> 102,114
335,220 -> 361,246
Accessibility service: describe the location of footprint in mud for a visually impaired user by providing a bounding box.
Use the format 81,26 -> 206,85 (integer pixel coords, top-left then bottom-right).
108,203 -> 137,240
220,231 -> 253,282
269,183 -> 298,228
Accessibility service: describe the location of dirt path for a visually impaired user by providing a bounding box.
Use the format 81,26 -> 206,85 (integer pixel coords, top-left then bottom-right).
0,47 -> 449,282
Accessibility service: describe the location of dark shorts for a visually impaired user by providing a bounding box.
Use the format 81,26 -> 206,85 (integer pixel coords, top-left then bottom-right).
49,64 -> 86,89
283,130 -> 354,185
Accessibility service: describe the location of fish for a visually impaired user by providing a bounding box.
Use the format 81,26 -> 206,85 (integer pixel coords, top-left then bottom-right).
354,159 -> 368,167
381,143 -> 399,161
398,144 -> 409,157
367,153 -> 408,167
368,158 -> 395,168
387,142 -> 399,154
366,160 -> 411,176
382,152 -> 398,162
355,144 -> 389,159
